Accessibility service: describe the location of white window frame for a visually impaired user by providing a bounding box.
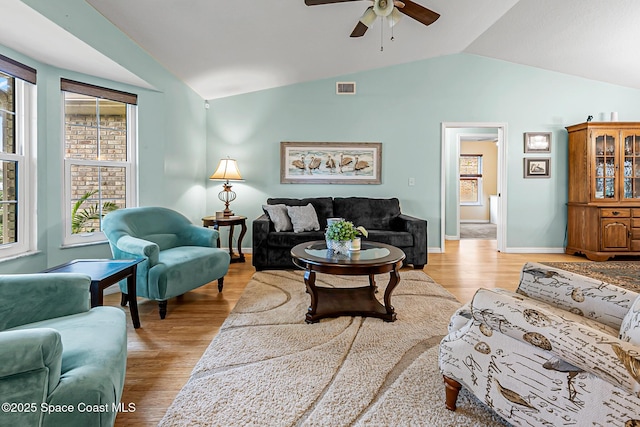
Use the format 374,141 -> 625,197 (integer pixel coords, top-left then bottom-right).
459,154 -> 483,206
62,93 -> 137,247
0,78 -> 36,259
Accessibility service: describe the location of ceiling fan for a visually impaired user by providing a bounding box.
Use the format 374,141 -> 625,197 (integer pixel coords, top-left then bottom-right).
304,0 -> 440,38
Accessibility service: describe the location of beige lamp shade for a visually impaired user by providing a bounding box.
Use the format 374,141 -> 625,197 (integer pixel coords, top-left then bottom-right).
209,158 -> 243,181
209,158 -> 243,217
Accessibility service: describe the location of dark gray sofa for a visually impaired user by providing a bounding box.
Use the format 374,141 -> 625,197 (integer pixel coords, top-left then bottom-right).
252,197 -> 427,271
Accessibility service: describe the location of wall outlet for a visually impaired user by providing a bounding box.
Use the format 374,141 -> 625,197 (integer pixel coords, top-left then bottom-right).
408,177 -> 415,186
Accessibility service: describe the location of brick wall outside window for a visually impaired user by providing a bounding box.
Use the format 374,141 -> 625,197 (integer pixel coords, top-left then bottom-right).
65,111 -> 128,233
65,112 -> 127,200
0,75 -> 17,243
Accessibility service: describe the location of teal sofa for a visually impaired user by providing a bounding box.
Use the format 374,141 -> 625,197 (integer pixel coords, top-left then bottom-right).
102,207 -> 231,319
0,273 -> 127,427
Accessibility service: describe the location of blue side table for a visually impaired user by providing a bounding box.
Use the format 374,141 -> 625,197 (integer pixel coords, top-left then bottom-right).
43,258 -> 143,328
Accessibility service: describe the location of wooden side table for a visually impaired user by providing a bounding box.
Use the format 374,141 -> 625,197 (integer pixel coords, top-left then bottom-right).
202,215 -> 247,263
42,258 -> 143,328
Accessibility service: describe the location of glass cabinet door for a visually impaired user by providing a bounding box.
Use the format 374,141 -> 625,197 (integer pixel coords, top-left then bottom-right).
622,131 -> 640,200
593,132 -> 617,199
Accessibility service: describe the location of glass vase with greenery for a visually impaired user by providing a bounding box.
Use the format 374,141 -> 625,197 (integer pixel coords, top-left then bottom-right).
325,220 -> 368,241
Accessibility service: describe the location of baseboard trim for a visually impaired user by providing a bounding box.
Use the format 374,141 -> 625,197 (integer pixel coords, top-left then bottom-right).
104,284 -> 119,295
503,247 -> 566,254
219,247 -> 253,254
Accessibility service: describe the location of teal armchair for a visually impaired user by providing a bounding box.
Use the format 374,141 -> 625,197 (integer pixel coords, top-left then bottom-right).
0,273 -> 127,427
102,207 -> 231,319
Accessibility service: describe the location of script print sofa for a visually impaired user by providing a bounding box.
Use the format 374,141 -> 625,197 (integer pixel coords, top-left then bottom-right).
0,273 -> 127,427
439,262 -> 640,426
252,196 -> 427,271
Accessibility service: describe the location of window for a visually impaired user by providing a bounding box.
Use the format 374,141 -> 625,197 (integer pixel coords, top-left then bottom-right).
0,54 -> 36,259
62,79 -> 137,246
460,154 -> 483,206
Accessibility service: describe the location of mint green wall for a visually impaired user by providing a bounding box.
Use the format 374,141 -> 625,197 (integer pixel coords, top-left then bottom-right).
0,0 -> 206,273
4,0 -> 640,272
207,53 -> 640,251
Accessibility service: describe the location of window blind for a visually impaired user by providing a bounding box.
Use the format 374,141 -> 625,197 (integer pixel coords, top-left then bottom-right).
0,54 -> 36,84
61,78 -> 137,105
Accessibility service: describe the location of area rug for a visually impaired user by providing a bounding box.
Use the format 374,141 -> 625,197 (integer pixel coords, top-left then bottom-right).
159,270 -> 510,426
541,261 -> 640,292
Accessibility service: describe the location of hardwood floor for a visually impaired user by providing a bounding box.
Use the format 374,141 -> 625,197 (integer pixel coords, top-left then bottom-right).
426,240 -> 582,302
104,240 -> 584,426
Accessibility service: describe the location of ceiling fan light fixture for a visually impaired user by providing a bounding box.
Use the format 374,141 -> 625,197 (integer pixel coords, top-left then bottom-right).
388,7 -> 402,27
359,7 -> 377,27
373,0 -> 394,17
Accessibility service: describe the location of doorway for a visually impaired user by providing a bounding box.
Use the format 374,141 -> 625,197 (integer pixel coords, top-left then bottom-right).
440,123 -> 507,252
459,136 -> 498,240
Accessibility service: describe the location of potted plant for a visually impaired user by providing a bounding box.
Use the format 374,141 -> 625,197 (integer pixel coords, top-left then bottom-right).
71,190 -> 119,234
325,220 -> 368,254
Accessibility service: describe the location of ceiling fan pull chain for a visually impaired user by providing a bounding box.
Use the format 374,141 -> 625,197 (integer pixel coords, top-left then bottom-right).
380,17 -> 384,51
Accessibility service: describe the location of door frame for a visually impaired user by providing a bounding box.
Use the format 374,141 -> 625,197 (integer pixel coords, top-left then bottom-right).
454,133 -> 498,239
440,122 -> 508,252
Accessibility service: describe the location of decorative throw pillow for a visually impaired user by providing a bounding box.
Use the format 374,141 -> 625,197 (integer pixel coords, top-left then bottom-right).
286,203 -> 320,233
262,204 -> 293,232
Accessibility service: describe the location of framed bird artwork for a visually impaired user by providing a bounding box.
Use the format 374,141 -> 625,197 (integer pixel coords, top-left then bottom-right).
280,141 -> 382,184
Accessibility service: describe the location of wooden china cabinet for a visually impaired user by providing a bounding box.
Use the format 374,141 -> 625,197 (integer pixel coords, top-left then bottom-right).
566,122 -> 640,260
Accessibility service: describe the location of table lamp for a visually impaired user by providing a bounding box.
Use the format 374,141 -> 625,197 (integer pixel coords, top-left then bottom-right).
209,157 -> 243,217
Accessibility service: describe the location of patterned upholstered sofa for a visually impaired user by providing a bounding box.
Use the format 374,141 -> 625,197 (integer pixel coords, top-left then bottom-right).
439,262 -> 640,426
252,197 -> 427,271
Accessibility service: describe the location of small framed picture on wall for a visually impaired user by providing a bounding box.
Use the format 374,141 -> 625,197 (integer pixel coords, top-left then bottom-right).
524,158 -> 551,178
524,132 -> 552,153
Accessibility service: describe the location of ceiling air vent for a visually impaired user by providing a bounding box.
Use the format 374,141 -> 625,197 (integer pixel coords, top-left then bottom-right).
336,82 -> 356,95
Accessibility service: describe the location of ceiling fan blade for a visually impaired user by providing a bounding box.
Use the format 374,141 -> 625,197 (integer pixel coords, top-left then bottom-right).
397,0 -> 440,26
350,21 -> 369,37
305,0 -> 360,5
351,7 -> 375,37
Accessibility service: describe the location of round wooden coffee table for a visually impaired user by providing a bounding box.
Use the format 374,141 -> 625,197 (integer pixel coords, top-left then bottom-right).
291,241 -> 406,323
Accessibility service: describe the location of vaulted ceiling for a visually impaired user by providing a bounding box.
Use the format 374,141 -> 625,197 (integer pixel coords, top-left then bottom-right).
5,1 -> 640,100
